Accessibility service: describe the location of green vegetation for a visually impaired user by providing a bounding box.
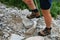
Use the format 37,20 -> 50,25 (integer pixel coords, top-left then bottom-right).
51,1 -> 60,19
0,0 -> 60,19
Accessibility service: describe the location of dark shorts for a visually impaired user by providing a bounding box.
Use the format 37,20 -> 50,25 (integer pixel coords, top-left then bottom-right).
40,0 -> 52,10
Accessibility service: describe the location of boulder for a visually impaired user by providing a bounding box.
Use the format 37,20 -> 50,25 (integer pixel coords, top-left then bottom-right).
9,34 -> 25,40
25,36 -> 44,40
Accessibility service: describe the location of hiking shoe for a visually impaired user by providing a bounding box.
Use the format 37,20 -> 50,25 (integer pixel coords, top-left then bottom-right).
27,12 -> 40,19
38,27 -> 52,36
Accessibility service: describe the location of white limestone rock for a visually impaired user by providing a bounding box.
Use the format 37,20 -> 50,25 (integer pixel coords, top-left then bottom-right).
25,21 -> 37,35
3,32 -> 10,38
0,14 -> 4,17
57,15 -> 60,20
25,36 -> 44,40
9,34 -> 25,40
21,9 -> 31,16
22,18 -> 34,28
37,18 -> 46,29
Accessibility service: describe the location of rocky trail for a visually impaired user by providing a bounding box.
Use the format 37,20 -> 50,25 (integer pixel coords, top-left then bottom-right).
0,2 -> 60,40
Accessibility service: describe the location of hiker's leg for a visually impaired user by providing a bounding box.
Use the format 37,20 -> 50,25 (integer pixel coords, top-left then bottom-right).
38,0 -> 52,36
22,0 -> 36,10
22,0 -> 40,19
42,9 -> 52,28
40,0 -> 52,28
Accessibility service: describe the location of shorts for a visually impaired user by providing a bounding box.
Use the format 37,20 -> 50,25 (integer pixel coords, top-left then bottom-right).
40,0 -> 52,10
